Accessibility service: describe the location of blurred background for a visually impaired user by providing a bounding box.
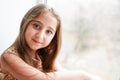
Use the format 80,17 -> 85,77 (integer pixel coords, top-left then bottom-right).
0,0 -> 120,80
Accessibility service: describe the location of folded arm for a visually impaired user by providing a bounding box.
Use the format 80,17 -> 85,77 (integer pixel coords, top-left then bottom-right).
0,52 -> 101,80
0,52 -> 50,80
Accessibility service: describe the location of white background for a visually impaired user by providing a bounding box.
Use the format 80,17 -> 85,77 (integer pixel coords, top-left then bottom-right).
0,0 -> 38,54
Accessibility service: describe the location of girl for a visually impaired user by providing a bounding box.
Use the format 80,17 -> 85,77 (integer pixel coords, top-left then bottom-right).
0,4 -> 101,80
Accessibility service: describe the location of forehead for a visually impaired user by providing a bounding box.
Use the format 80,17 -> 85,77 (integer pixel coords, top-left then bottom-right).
35,11 -> 58,28
36,11 -> 56,21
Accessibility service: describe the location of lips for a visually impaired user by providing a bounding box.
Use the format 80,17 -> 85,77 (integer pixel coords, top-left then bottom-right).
32,39 -> 42,44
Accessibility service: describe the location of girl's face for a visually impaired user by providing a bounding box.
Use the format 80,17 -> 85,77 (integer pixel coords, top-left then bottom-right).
25,12 -> 57,51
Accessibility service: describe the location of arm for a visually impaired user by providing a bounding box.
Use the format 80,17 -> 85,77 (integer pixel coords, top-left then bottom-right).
0,52 -> 102,80
0,52 -> 49,80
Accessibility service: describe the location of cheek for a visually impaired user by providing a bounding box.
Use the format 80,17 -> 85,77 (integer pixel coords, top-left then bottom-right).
25,28 -> 34,41
46,36 -> 54,45
25,29 -> 30,39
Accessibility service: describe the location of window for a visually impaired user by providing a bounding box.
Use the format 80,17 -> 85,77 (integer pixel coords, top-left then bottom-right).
46,0 -> 120,80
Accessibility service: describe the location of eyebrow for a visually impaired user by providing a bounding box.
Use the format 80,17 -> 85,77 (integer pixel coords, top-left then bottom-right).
32,20 -> 56,32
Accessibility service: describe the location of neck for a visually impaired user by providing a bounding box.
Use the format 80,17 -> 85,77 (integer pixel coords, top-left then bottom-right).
28,50 -> 36,59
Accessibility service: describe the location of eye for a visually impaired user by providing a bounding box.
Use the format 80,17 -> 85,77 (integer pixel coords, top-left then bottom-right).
46,30 -> 53,35
33,23 -> 40,30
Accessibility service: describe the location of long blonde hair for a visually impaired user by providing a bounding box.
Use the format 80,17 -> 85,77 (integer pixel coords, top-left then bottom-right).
12,4 -> 62,72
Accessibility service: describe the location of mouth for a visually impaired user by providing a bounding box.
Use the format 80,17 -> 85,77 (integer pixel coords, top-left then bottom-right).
32,39 -> 42,44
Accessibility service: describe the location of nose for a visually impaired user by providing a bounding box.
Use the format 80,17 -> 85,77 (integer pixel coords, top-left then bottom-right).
35,31 -> 45,41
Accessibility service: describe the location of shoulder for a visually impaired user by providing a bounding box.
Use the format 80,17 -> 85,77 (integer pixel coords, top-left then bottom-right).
0,47 -> 28,74
0,47 -> 21,72
3,47 -> 18,56
0,47 -> 15,68
1,47 -> 22,65
1,47 -> 19,60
